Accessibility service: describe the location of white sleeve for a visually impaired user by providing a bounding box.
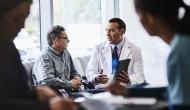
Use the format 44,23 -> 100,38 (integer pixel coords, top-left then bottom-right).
129,47 -> 145,85
86,45 -> 100,85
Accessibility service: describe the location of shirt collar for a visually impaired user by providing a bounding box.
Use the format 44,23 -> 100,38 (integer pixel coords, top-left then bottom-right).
48,45 -> 63,57
110,37 -> 125,51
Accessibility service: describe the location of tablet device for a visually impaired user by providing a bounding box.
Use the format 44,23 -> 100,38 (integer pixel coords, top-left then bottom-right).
112,59 -> 131,83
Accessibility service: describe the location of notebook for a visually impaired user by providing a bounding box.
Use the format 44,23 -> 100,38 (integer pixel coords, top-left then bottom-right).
112,59 -> 131,83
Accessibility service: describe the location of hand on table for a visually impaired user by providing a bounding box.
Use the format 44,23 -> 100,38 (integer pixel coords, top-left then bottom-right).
49,97 -> 77,110
36,86 -> 58,100
104,82 -> 129,97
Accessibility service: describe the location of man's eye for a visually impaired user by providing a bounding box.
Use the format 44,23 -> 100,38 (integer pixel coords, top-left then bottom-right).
111,29 -> 114,32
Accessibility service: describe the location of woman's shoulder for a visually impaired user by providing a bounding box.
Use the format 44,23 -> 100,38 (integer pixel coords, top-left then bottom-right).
172,34 -> 190,56
176,34 -> 190,48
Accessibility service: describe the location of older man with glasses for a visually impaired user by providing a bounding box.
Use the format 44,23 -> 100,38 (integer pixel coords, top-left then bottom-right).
32,25 -> 83,98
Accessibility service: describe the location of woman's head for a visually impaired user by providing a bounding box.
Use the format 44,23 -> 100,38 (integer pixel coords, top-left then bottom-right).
0,0 -> 32,41
134,0 -> 190,36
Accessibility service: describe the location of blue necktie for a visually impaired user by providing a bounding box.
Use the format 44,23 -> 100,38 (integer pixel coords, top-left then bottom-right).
112,46 -> 119,74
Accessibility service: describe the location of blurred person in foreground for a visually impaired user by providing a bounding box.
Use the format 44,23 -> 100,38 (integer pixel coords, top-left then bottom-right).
105,0 -> 190,109
0,0 -> 76,110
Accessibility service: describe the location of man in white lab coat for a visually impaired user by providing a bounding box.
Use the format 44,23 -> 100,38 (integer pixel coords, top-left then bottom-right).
86,18 -> 145,89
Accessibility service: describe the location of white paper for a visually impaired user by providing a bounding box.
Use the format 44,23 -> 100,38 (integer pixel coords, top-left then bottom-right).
80,99 -> 116,110
94,92 -> 157,105
77,92 -> 157,105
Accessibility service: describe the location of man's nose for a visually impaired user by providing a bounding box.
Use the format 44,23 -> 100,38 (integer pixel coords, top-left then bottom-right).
107,31 -> 110,36
67,39 -> 70,43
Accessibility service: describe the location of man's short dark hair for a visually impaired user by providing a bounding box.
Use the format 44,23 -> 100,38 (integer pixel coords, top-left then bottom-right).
109,18 -> 126,33
47,25 -> 65,46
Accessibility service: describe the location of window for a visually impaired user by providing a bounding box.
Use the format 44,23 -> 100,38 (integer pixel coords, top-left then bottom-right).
14,0 -> 40,62
14,0 -> 175,85
119,0 -> 170,86
25,0 -> 40,50
53,0 -> 101,57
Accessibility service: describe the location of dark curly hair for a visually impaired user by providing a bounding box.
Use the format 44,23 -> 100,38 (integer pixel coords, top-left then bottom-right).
134,0 -> 190,34
0,0 -> 33,16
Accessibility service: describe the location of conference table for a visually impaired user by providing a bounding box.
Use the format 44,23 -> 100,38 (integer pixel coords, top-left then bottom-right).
75,92 -> 168,110
115,100 -> 168,110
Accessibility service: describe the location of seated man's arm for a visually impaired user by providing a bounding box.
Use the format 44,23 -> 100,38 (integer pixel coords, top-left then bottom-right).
69,55 -> 81,79
69,55 -> 83,89
129,47 -> 145,85
33,55 -> 72,90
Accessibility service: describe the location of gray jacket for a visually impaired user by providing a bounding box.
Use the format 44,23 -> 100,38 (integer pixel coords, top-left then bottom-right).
32,46 -> 81,90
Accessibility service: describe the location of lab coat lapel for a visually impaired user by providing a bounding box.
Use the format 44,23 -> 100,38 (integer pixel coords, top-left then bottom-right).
102,41 -> 112,69
119,38 -> 131,61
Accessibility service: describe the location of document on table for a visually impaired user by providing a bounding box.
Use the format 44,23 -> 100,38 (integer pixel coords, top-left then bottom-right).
79,99 -> 116,110
91,92 -> 157,105
75,92 -> 158,110
75,92 -> 157,105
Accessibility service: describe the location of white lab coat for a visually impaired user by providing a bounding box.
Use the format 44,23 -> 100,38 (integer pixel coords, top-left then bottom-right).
86,37 -> 145,88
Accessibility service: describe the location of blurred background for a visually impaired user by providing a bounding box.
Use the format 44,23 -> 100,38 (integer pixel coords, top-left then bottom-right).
15,0 -> 190,86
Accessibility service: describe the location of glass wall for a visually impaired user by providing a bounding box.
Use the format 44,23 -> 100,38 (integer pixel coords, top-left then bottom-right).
119,0 -> 170,86
13,0 -> 179,86
53,0 -> 101,57
14,0 -> 40,62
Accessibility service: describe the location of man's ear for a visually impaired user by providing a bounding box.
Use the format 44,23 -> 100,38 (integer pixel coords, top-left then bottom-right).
120,29 -> 125,36
54,37 -> 59,45
146,13 -> 155,26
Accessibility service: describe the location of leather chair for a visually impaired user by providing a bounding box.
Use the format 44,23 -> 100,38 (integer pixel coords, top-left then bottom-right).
73,55 -> 95,89
22,61 -> 63,96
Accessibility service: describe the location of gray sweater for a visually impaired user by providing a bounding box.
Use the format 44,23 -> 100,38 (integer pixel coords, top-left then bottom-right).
32,46 -> 81,90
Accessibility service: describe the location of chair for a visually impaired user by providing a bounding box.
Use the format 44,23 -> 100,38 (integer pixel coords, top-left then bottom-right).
22,61 -> 35,85
22,61 -> 63,96
73,55 -> 95,89
22,55 -> 94,94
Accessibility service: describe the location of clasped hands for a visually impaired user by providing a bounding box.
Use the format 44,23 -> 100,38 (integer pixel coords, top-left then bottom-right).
71,76 -> 82,90
35,76 -> 82,110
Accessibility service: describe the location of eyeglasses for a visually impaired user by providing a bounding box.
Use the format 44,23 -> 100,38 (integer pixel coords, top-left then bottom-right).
59,37 -> 69,40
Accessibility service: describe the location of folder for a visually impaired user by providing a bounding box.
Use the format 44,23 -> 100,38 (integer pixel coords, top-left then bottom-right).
112,59 -> 131,83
